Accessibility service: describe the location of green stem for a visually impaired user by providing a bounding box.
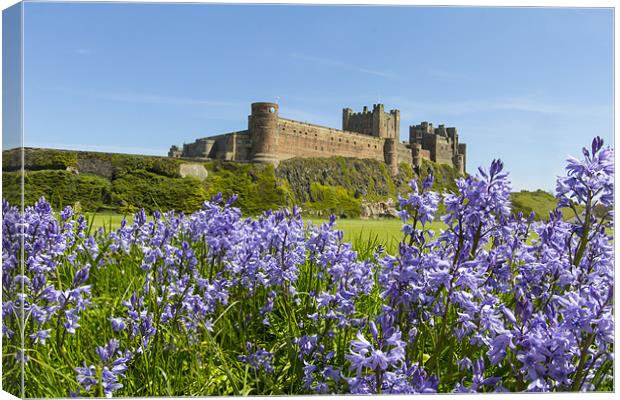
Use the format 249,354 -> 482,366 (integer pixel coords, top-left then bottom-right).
570,333 -> 596,391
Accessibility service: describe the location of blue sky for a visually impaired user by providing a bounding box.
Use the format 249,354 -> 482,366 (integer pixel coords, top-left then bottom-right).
10,2 -> 615,191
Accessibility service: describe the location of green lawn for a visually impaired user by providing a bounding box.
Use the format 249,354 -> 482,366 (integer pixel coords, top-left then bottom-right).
85,212 -> 447,254
78,211 -> 613,255
84,212 -> 133,232
308,218 -> 447,254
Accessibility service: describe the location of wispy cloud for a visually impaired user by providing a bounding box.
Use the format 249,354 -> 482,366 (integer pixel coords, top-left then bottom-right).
425,68 -> 470,81
392,94 -> 611,120
96,92 -> 241,107
34,85 -> 243,109
76,48 -> 95,56
291,53 -> 398,80
26,142 -> 166,157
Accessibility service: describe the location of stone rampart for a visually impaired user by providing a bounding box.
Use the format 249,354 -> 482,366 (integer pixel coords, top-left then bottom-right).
275,118 -> 385,161
396,142 -> 412,164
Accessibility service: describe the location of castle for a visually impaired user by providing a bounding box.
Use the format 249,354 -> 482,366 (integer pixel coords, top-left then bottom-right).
168,102 -> 467,175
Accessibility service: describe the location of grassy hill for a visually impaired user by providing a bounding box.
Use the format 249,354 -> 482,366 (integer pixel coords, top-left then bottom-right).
3,148 -> 573,221
511,189 -> 582,221
2,148 -> 464,218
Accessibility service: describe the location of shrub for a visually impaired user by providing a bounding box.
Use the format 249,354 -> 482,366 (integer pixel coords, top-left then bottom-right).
2,170 -> 111,211
111,170 -> 207,213
111,154 -> 181,178
205,162 -> 290,215
1,148 -> 79,171
305,182 -> 361,218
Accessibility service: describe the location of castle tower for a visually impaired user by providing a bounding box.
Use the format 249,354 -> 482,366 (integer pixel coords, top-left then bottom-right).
446,127 -> 457,147
249,102 -> 279,164
343,104 -> 400,140
389,109 -> 400,140
372,104 -> 386,138
383,138 -> 399,176
409,125 -> 418,144
342,108 -> 353,130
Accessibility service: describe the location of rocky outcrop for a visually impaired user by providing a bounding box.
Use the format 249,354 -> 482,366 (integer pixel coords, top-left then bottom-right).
360,198 -> 400,219
76,156 -> 114,179
276,157 -> 402,203
179,163 -> 208,181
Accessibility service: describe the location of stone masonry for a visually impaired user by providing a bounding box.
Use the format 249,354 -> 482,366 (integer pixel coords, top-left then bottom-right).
169,102 -> 467,175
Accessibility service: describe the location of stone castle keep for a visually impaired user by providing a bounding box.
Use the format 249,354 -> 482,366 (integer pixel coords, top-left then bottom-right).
168,102 -> 467,175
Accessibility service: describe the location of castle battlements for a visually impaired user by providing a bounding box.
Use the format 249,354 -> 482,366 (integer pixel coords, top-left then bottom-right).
169,102 -> 467,175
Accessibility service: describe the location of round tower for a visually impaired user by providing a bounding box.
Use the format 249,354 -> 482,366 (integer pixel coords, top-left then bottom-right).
249,102 -> 279,164
412,143 -> 422,170
383,138 -> 399,176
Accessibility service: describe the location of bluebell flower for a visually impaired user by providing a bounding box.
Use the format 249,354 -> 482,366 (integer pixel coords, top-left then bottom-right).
75,362 -> 98,391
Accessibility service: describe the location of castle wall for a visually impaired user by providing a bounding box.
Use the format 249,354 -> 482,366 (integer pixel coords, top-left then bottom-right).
182,138 -> 211,158
421,134 -> 454,165
458,143 -> 467,172
275,118 -> 385,161
433,136 -> 454,165
224,132 -> 252,161
384,138 -> 398,176
343,109 -> 374,135
396,142 -> 412,164
180,131 -> 249,160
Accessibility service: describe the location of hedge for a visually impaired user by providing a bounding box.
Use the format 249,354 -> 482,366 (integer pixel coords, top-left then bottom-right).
2,148 -> 78,172
111,170 -> 207,214
204,161 -> 291,215
2,170 -> 111,211
304,182 -> 361,218
111,154 -> 182,178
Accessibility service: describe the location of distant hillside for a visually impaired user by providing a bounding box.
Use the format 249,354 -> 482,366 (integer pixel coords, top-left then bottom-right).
511,189 -> 585,221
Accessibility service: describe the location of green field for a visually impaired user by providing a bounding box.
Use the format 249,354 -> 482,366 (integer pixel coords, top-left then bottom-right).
86,212 -> 557,253
84,212 -> 129,231
309,218 -> 446,254
84,212 -> 446,254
